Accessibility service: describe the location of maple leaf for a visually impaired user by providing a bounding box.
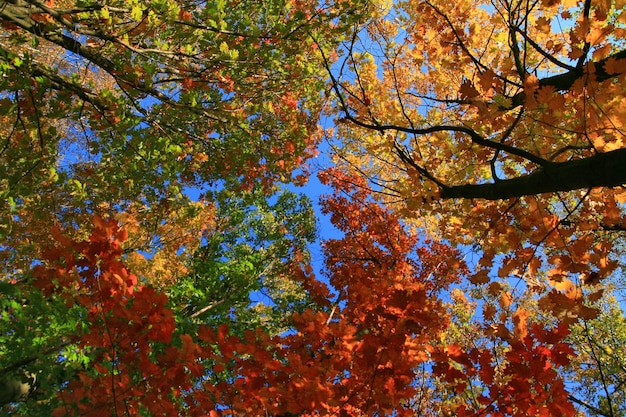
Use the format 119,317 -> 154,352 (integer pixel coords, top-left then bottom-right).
459,80 -> 480,99
604,57 -> 626,75
513,308 -> 530,341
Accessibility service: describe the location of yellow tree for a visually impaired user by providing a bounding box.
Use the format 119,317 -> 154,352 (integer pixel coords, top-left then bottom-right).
325,0 -> 626,283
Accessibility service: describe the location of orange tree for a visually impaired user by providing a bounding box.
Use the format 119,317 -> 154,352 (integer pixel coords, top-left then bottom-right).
324,0 -> 626,280
321,0 -> 626,414
2,169 -> 596,416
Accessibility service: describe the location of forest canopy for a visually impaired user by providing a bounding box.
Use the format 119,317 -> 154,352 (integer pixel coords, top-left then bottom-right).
1,0 -> 626,416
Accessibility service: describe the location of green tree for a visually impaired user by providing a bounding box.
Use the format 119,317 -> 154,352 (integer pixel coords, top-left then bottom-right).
0,0 -> 371,413
0,0 -> 366,275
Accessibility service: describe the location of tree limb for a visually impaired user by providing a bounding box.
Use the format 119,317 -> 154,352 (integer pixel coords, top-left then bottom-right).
510,48 -> 626,108
438,148 -> 626,199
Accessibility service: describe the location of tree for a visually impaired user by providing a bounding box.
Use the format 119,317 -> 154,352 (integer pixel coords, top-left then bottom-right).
0,0 -> 370,413
0,186 -> 320,414
321,0 -> 626,414
0,0 -> 367,277
3,0 -> 626,415
4,178 -> 453,415
3,169 -> 595,416
324,0 -> 626,282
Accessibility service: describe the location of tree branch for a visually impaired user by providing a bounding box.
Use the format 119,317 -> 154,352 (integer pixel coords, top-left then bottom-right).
510,48 -> 626,107
439,148 -> 626,199
568,394 -> 610,417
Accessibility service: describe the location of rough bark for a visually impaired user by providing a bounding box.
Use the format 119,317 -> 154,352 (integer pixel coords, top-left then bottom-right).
439,148 -> 626,200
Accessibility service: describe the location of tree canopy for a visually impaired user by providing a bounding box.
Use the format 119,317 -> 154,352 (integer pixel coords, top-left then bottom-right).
326,0 -> 626,283
2,0 -> 626,416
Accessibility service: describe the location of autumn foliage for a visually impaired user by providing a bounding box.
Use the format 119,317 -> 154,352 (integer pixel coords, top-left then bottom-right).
2,0 -> 626,416
327,0 -> 626,285
32,218 -> 195,416
10,173 -> 586,416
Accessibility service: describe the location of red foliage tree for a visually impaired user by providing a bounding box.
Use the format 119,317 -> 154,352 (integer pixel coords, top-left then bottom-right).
22,174 -> 588,416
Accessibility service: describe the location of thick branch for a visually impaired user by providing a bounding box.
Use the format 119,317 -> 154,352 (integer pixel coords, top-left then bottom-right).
439,148 -> 626,200
510,48 -> 626,107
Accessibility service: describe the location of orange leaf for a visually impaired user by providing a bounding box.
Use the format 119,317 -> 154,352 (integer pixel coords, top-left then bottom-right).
459,80 -> 480,99
470,269 -> 490,285
499,291 -> 513,308
487,281 -> 503,297
483,303 -> 497,321
512,309 -> 529,341
478,69 -> 497,93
